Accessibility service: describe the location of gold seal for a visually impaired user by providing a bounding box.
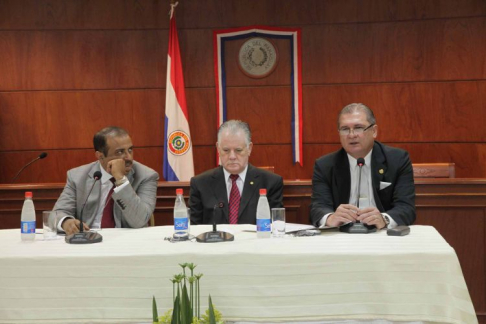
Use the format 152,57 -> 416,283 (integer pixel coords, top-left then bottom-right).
379,169 -> 384,174
238,37 -> 278,78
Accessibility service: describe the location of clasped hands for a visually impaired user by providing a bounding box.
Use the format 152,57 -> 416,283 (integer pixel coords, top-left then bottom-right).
326,204 -> 386,229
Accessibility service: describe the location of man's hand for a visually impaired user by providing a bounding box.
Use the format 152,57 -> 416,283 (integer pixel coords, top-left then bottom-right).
357,207 -> 386,229
106,159 -> 126,180
326,204 -> 359,227
61,218 -> 90,235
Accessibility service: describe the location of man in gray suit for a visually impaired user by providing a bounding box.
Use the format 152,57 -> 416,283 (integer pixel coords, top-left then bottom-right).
189,120 -> 283,225
52,126 -> 159,235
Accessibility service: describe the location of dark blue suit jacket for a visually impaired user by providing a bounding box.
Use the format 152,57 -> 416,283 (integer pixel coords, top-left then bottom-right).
310,142 -> 416,227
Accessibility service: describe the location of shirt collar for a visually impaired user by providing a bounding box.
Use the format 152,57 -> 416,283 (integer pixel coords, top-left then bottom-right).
223,165 -> 248,183
347,149 -> 373,170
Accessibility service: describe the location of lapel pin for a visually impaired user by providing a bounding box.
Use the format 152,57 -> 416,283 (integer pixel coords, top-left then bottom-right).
250,181 -> 254,185
379,169 -> 384,174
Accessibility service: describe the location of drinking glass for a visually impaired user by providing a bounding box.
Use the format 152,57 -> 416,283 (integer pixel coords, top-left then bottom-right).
42,211 -> 57,240
271,208 -> 286,238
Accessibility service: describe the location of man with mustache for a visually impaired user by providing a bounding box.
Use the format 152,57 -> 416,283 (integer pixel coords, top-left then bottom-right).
189,120 -> 283,225
52,126 -> 159,235
310,103 -> 415,230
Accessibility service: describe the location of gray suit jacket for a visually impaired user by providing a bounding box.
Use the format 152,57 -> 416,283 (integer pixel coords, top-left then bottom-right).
310,141 -> 416,227
52,161 -> 159,231
189,164 -> 284,225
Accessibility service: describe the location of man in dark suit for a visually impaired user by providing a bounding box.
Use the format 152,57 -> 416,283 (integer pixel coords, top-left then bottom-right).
310,103 -> 415,229
52,126 -> 159,235
190,120 -> 283,225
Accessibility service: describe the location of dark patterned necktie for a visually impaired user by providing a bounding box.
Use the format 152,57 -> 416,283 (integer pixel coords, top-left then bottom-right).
101,178 -> 116,228
228,174 -> 240,224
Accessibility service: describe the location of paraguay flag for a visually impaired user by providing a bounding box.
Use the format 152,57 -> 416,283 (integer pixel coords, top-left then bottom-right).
163,3 -> 194,181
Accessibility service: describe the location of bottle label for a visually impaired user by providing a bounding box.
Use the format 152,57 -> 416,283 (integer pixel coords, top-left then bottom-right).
174,218 -> 188,231
257,219 -> 271,232
21,221 -> 36,234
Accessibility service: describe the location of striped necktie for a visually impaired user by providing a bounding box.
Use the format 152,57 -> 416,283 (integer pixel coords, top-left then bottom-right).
228,174 -> 240,224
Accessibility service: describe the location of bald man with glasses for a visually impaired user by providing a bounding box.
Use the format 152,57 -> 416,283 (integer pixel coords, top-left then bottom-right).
310,103 -> 416,230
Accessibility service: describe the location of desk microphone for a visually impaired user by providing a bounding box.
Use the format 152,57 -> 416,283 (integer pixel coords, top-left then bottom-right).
196,203 -> 234,243
340,158 -> 376,234
65,171 -> 103,244
11,152 -> 48,183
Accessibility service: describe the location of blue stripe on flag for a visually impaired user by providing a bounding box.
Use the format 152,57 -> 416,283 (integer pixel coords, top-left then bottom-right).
163,116 -> 179,181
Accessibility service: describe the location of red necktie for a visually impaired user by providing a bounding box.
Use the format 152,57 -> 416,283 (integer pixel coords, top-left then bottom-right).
228,174 -> 240,224
101,178 -> 116,228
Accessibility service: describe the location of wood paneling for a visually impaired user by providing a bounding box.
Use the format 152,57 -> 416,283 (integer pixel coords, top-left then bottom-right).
1,0 -> 485,30
303,17 -> 486,84
303,82 -> 486,143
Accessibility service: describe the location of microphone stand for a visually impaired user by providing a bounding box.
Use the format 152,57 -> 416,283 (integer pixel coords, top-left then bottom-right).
65,172 -> 103,244
340,159 -> 377,234
196,203 -> 234,243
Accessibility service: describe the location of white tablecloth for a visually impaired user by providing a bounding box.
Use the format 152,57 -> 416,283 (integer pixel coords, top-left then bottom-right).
0,225 -> 477,324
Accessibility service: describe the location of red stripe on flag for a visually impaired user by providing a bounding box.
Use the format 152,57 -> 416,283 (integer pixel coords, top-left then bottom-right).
168,15 -> 189,121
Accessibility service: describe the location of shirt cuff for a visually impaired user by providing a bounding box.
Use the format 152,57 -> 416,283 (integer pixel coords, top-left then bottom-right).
57,216 -> 74,232
318,213 -> 333,228
113,179 -> 130,193
382,213 -> 398,229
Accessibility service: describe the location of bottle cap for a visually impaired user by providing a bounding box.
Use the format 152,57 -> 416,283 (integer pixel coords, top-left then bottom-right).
259,188 -> 267,195
25,191 -> 33,198
176,188 -> 183,195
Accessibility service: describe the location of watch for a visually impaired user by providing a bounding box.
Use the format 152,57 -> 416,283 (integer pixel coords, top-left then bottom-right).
115,176 -> 128,187
381,214 -> 390,228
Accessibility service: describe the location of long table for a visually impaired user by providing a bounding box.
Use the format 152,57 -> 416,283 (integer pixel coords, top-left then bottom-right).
0,225 -> 477,323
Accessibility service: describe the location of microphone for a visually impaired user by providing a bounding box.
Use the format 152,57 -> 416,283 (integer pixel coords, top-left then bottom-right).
65,171 -> 103,244
339,157 -> 376,234
356,158 -> 365,208
195,202 -> 234,243
11,152 -> 48,183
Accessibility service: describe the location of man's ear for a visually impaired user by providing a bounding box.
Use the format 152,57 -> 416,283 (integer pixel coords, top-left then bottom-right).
95,151 -> 104,161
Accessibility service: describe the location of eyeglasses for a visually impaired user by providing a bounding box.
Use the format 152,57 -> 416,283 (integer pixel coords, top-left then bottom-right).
338,124 -> 375,136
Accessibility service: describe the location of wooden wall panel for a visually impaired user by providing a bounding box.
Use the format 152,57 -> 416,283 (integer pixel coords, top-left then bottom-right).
0,30 -> 166,91
0,0 -> 485,182
303,82 -> 486,143
1,1 -> 485,30
303,17 -> 486,84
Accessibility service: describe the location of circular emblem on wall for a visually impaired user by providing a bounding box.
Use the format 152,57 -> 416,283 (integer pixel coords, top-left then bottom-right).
238,37 -> 278,78
168,130 -> 191,156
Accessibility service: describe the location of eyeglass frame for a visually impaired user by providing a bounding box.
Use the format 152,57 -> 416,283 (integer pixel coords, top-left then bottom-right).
338,123 -> 375,136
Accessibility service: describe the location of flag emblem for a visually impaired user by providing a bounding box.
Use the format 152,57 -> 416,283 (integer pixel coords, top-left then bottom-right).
168,130 -> 191,156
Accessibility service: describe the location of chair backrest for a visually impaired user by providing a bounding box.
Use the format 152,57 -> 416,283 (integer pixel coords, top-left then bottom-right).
412,163 -> 455,178
258,166 -> 275,173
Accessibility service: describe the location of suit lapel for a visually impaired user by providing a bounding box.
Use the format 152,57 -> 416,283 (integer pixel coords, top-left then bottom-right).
211,167 -> 229,222
239,165 -> 259,217
371,142 -> 386,212
82,163 -> 102,223
334,149 -> 351,205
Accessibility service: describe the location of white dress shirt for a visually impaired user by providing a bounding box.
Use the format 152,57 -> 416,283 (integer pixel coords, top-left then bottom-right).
319,150 -> 397,229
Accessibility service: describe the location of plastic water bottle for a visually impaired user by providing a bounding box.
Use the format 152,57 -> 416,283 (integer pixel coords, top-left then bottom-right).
173,188 -> 189,238
256,189 -> 271,238
21,192 -> 36,241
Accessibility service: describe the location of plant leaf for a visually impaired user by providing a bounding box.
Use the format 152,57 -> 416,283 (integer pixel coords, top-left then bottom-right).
208,295 -> 216,324
171,295 -> 180,324
152,296 -> 158,323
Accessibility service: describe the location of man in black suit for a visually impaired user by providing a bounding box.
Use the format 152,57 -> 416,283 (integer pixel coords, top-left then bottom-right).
190,120 -> 283,225
310,103 -> 415,230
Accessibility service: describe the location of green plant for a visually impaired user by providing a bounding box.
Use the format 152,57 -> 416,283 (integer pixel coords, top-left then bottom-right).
152,263 -> 224,324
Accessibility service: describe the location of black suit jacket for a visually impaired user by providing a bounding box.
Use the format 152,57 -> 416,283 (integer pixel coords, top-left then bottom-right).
310,141 -> 416,227
189,164 -> 284,225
